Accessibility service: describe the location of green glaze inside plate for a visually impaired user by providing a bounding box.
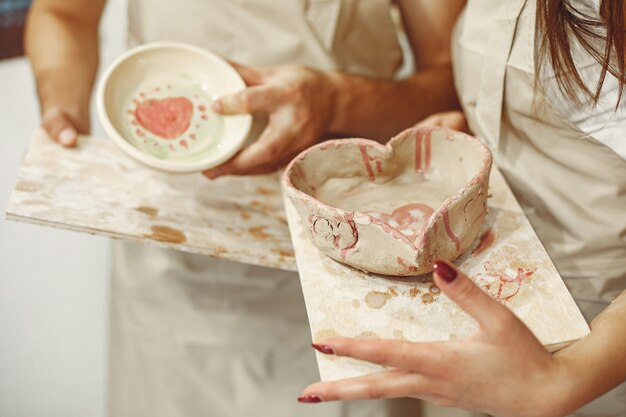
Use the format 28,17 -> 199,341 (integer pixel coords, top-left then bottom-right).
123,79 -> 224,162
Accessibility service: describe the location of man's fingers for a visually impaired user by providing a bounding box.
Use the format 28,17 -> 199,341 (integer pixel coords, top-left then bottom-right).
203,124 -> 291,178
42,108 -> 78,147
312,337 -> 451,375
228,61 -> 264,86
432,260 -> 517,335
299,370 -> 435,403
212,86 -> 278,115
203,140 -> 277,178
203,146 -> 299,179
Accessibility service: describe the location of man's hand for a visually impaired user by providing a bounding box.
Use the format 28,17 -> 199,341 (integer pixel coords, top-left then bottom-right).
203,63 -> 337,178
25,0 -> 105,146
41,106 -> 89,147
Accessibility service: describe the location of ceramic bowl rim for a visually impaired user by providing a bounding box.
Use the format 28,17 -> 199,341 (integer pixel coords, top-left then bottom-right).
282,126 -> 493,251
96,41 -> 252,173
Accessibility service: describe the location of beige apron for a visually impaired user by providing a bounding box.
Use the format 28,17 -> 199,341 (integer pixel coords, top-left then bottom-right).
453,0 -> 626,415
109,1 -> 421,417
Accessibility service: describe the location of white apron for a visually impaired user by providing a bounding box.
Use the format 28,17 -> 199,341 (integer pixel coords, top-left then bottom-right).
453,0 -> 626,415
109,1 -> 421,417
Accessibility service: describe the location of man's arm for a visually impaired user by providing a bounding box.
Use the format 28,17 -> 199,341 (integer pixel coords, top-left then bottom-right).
25,0 -> 106,146
205,0 -> 466,178
327,0 -> 465,140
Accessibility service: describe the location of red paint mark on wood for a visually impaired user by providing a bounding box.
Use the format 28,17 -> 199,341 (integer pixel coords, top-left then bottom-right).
479,263 -> 536,301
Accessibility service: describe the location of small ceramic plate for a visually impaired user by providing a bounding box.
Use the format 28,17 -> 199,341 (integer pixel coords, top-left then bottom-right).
97,42 -> 252,173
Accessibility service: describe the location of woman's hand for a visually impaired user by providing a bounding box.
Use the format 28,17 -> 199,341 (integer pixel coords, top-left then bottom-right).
298,261 -> 575,417
203,63 -> 337,178
414,110 -> 471,133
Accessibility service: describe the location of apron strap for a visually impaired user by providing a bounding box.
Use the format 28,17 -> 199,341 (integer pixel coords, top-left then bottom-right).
474,0 -> 528,149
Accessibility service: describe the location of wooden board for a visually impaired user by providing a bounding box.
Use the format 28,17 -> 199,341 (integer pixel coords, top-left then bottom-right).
283,167 -> 590,381
5,129 -> 297,271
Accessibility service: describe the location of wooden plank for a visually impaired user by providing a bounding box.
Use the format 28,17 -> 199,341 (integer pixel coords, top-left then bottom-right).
284,167 -> 590,381
5,129 -> 297,271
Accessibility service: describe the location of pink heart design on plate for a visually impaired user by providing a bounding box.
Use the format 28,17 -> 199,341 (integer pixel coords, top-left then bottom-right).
134,97 -> 193,139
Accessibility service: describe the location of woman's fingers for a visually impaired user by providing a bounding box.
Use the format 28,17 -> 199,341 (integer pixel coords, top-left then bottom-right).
299,369 -> 435,402
42,107 -> 79,147
432,260 -> 519,336
414,111 -> 470,134
312,337 -> 451,375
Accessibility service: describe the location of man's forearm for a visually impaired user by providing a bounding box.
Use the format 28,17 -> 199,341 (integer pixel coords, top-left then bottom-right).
326,66 -> 459,141
25,0 -> 104,132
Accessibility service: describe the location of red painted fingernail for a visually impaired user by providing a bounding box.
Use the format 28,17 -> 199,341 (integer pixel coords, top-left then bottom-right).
433,260 -> 458,283
312,343 -> 334,354
298,395 -> 323,403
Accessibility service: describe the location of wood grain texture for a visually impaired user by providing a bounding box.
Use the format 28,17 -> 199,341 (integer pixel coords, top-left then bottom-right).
284,166 -> 590,381
5,129 -> 296,271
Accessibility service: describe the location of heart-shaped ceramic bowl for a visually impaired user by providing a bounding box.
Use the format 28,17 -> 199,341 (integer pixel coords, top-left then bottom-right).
283,126 -> 493,276
97,42 -> 252,173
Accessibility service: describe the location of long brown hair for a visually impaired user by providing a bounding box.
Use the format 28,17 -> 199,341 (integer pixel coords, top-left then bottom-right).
537,0 -> 626,106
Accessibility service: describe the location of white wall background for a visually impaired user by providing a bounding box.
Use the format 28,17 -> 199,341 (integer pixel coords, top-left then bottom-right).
0,1 -> 127,416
